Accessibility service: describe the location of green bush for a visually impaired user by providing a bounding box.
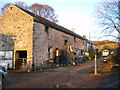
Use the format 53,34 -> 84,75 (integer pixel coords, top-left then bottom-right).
88,45 -> 96,59
112,47 -> 120,64
97,52 -> 102,58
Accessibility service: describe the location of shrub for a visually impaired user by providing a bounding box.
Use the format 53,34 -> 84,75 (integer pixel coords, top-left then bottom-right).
88,45 -> 96,59
112,47 -> 120,64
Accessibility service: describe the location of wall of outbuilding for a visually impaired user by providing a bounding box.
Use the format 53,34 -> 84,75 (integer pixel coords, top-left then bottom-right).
33,21 -> 86,67
1,4 -> 34,69
0,4 -> 87,70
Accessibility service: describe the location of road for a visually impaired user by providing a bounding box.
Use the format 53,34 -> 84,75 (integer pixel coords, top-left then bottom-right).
3,57 -> 120,88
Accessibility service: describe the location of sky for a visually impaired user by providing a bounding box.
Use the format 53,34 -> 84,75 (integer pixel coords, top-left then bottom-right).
0,0 -> 117,41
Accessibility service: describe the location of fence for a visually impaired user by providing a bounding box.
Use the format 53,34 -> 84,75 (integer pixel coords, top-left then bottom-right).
17,58 -> 54,72
16,58 -> 32,72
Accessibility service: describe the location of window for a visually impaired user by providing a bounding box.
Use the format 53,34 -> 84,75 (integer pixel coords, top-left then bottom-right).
74,37 -> 76,42
48,47 -> 51,58
64,40 -> 68,46
0,51 -> 13,60
0,51 -> 13,69
45,26 -> 49,34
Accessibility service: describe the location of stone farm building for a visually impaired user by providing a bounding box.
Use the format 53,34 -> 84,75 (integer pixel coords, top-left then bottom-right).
0,4 -> 94,70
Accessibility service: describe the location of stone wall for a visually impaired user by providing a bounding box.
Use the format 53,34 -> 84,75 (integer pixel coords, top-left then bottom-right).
1,4 -> 34,68
33,21 -> 86,67
33,22 -> 48,66
0,34 -> 15,51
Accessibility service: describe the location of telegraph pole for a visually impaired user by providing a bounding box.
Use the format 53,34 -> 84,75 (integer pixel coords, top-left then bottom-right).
89,32 -> 90,40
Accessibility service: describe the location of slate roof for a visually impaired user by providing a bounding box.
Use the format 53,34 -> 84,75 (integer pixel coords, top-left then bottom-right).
14,4 -> 92,43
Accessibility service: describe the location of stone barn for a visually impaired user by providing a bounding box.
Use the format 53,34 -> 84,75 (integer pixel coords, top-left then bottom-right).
0,4 -> 92,70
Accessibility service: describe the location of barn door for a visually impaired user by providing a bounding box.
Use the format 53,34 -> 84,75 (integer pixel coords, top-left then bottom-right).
15,51 -> 27,70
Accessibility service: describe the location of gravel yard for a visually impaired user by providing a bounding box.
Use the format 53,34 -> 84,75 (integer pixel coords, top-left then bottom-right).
2,57 -> 120,88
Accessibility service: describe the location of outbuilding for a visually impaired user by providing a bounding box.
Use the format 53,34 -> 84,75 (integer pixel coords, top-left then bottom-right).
0,4 -> 93,70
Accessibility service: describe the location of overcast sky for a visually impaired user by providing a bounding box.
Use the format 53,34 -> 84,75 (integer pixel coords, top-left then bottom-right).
0,0 -> 117,41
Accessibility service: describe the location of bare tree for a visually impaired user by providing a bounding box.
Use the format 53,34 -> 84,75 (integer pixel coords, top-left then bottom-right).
29,4 -> 58,23
14,2 -> 28,9
0,2 -> 28,14
1,3 -> 11,14
1,2 -> 58,23
95,0 -> 120,41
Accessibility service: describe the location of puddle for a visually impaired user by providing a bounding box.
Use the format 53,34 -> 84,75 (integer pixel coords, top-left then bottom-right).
52,84 -> 70,88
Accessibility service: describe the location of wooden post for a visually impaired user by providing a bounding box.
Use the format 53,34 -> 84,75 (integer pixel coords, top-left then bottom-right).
95,55 -> 97,74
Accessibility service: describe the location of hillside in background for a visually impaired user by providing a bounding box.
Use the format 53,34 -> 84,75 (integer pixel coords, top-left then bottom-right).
91,40 -> 120,52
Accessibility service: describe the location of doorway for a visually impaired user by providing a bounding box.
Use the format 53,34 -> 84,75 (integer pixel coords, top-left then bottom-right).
15,51 -> 27,69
